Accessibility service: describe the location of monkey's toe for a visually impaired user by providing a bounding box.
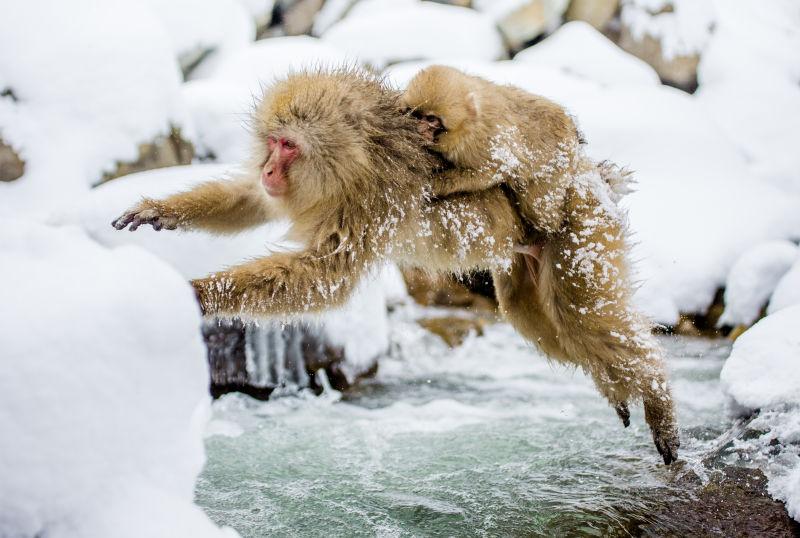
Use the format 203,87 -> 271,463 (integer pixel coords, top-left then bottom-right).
614,402 -> 630,428
652,427 -> 680,465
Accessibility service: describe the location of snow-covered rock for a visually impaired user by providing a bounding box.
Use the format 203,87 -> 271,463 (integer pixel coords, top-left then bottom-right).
0,220 -> 235,538
0,0 -> 185,218
620,0 -> 715,60
237,0 -> 277,24
697,0 -> 800,87
321,1 -> 505,68
694,82 -> 800,194
769,260 -> 800,315
190,36 -> 349,89
718,240 -> 798,327
475,0 -> 569,49
565,0 -> 618,29
181,81 -> 254,163
721,305 -> 800,410
721,305 -> 800,520
515,21 -> 660,86
695,1 -> 800,196
312,0 -> 358,36
143,0 -> 255,69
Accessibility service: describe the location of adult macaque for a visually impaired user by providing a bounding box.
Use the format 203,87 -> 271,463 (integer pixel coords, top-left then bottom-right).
112,68 -> 678,464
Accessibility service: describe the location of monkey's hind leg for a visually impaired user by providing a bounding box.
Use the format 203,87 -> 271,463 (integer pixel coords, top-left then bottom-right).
536,185 -> 679,464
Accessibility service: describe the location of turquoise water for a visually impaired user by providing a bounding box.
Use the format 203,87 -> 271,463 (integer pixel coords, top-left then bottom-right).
196,315 -> 733,536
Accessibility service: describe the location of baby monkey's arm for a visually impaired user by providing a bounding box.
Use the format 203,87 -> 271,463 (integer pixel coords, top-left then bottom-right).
430,167 -> 504,197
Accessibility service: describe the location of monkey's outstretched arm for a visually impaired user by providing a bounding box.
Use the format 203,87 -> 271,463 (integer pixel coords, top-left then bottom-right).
191,234 -> 373,317
112,175 -> 276,234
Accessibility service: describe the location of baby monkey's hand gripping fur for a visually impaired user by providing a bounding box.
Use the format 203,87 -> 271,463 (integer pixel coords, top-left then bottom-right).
403,66 -> 678,464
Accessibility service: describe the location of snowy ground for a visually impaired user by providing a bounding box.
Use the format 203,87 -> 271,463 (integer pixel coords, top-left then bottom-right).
1,0 -> 799,534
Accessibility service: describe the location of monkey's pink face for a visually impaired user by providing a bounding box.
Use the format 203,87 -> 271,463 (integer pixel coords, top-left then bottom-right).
261,135 -> 301,197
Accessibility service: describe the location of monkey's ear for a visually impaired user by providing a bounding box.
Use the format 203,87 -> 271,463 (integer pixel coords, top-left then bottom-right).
465,92 -> 480,118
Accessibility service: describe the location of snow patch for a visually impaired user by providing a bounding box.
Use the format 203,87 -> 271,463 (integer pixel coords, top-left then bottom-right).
321,2 -> 505,69
719,240 -> 798,327
0,219 -> 234,538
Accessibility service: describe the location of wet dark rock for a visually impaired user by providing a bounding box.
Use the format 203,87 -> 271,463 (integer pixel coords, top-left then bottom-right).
99,126 -> 193,184
0,138 -> 25,182
637,465 -> 800,537
203,317 -> 376,400
664,288 -> 727,338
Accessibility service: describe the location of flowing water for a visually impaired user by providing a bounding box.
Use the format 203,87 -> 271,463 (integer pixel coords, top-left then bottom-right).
196,310 -> 735,536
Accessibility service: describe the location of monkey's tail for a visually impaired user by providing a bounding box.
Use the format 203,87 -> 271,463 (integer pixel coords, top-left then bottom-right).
596,160 -> 635,204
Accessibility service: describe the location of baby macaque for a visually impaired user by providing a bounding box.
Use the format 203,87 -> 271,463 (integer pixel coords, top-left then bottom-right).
112,67 -> 677,464
402,66 -> 678,463
401,65 -> 581,237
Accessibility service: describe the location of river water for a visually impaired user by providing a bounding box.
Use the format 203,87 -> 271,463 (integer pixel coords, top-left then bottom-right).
196,312 -> 734,536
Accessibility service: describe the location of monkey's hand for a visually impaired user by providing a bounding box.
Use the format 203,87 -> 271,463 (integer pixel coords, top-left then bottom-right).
111,200 -> 179,232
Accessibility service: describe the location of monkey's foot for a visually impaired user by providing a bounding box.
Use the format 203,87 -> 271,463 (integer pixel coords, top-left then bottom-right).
614,402 -> 630,428
112,207 -> 178,232
651,423 -> 680,465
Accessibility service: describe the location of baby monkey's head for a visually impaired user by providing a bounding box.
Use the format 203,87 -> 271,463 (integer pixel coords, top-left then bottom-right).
400,65 -> 482,164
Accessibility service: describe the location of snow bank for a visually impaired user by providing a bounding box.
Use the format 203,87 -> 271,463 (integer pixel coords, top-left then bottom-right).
719,241 -> 798,327
769,260 -> 800,315
192,36 -> 349,88
514,21 -> 660,87
143,0 -> 255,66
721,305 -> 800,409
696,1 -> 800,195
698,0 -> 800,87
621,0 -> 715,59
321,1 -> 505,68
237,0 -> 276,21
182,81 -> 254,162
721,306 -> 800,520
0,220 -> 234,538
0,0 -> 185,218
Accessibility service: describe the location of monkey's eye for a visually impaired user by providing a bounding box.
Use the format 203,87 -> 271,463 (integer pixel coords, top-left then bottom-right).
267,135 -> 278,146
283,139 -> 296,149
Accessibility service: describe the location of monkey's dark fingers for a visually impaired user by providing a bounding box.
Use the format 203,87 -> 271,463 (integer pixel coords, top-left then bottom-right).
614,402 -> 631,428
128,216 -> 144,231
111,212 -> 135,230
